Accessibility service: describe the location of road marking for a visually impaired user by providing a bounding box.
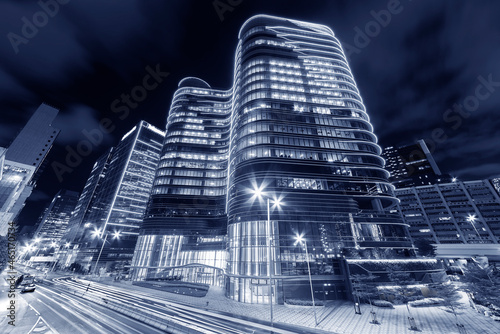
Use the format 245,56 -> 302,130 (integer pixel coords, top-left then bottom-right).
35,292 -> 98,334
40,284 -> 158,334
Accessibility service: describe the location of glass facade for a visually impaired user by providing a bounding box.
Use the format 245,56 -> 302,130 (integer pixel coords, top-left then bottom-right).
34,189 -> 79,243
0,160 -> 35,235
132,78 -> 231,283
225,15 -> 412,304
72,121 -> 164,273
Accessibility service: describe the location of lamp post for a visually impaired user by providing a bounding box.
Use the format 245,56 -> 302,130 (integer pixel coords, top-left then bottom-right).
92,228 -> 121,276
466,214 -> 481,241
251,186 -> 283,327
294,233 -> 318,327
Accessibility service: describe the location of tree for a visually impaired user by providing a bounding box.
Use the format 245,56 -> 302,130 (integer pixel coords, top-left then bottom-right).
460,263 -> 500,309
429,280 -> 464,326
413,238 -> 435,257
388,265 -> 419,330
351,273 -> 380,323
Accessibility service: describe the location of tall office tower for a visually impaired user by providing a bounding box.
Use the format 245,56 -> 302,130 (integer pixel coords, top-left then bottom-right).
226,15 -> 412,304
382,139 -> 451,188
5,103 -> 60,175
34,189 -> 79,243
56,149 -> 113,268
0,103 -> 60,235
393,179 -> 500,245
132,78 -> 231,283
75,121 -> 164,273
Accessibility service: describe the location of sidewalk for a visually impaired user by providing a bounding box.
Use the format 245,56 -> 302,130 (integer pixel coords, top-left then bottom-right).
96,278 -> 500,334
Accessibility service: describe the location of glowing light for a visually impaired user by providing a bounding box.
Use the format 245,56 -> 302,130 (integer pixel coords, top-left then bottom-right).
466,214 -> 477,223
294,233 -> 305,246
65,242 -> 71,248
112,231 -> 121,239
91,228 -> 101,238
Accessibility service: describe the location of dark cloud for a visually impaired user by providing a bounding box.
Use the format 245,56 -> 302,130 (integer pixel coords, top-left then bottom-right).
1,0 -> 499,227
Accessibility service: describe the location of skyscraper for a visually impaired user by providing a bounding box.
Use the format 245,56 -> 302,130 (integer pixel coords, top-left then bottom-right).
226,15 -> 412,304
56,149 -> 114,268
132,78 -> 231,283
0,103 -> 60,235
72,121 -> 164,273
133,15 -> 414,304
5,103 -> 60,174
34,189 -> 79,243
382,139 -> 451,188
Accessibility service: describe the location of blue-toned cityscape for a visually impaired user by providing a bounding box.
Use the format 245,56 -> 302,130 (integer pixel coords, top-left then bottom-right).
2,5 -> 500,334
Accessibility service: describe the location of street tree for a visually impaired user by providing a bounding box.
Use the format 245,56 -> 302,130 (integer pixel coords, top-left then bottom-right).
388,265 -> 419,330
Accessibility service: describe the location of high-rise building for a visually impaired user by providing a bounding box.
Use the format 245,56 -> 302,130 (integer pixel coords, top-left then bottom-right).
0,103 -> 60,235
34,189 -> 79,243
382,139 -> 451,188
132,78 -> 231,284
132,15 -> 415,304
72,121 -> 164,273
56,149 -> 114,268
392,179 -> 500,245
5,103 -> 60,175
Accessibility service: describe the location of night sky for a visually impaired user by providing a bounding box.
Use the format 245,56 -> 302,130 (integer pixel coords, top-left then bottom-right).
1,0 -> 499,229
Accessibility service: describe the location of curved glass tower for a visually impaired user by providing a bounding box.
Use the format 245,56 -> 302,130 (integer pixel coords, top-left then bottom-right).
132,78 -> 231,283
225,15 -> 412,303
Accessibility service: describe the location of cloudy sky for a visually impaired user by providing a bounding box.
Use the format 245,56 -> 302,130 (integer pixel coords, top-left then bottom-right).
1,0 -> 499,228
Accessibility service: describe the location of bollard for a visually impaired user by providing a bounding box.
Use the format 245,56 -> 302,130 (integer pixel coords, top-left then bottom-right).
408,317 -> 419,331
370,311 -> 379,324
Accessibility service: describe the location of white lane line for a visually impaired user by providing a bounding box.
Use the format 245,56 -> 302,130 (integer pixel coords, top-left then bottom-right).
41,285 -> 157,334
36,290 -> 106,334
27,316 -> 41,334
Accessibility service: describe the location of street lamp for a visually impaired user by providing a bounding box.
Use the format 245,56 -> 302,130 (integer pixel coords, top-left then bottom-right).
466,214 -> 481,241
251,186 -> 283,327
294,233 -> 318,327
92,228 -> 121,276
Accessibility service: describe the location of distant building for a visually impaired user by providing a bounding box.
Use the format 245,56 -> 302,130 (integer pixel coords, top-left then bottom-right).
68,121 -> 164,273
34,189 -> 79,243
0,103 -> 60,235
382,139 -> 451,188
392,179 -> 500,245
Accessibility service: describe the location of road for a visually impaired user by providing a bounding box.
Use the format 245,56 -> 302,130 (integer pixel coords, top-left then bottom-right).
20,282 -> 166,334
13,274 -> 313,334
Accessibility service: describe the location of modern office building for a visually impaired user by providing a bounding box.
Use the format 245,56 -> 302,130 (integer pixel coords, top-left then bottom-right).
133,15 -> 415,304
382,139 -> 451,188
131,78 -> 231,284
55,149 -> 114,268
34,189 -> 79,244
0,103 -> 60,235
392,179 -> 500,245
71,121 -> 164,273
5,103 -> 60,176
